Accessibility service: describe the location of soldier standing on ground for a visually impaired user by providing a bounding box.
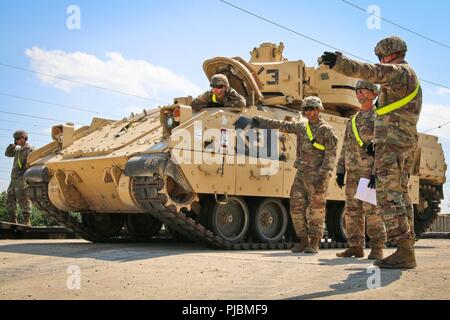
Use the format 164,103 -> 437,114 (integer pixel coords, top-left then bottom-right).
320,36 -> 421,269
335,81 -> 387,260
190,74 -> 246,112
251,97 -> 338,254
4,130 -> 35,226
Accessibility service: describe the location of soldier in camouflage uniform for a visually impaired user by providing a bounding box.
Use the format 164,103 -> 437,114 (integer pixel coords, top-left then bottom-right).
5,130 -> 35,226
321,36 -> 421,269
335,81 -> 387,260
190,74 -> 246,112
252,97 -> 338,254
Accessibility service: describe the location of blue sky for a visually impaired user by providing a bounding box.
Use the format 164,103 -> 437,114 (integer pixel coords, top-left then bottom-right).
1,0 -> 450,210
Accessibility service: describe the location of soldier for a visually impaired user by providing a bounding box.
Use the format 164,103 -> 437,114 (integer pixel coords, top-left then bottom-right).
4,130 -> 35,226
190,74 -> 246,112
251,97 -> 338,254
335,81 -> 387,260
320,36 -> 421,269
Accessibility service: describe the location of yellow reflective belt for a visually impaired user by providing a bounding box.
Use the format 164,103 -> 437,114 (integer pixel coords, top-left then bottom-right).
351,116 -> 365,148
306,121 -> 325,151
212,94 -> 217,103
17,150 -> 22,169
376,83 -> 420,116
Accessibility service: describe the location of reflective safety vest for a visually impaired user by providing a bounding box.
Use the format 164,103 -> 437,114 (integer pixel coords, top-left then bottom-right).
306,121 -> 325,151
17,150 -> 22,169
376,83 -> 420,116
351,115 -> 365,148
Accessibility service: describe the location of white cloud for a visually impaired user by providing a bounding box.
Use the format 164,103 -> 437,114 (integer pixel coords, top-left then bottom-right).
437,88 -> 450,96
418,103 -> 450,138
25,47 -> 202,101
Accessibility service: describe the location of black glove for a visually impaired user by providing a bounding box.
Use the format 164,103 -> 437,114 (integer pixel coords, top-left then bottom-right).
368,175 -> 376,189
365,142 -> 375,156
234,116 -> 253,130
336,173 -> 345,189
252,117 -> 262,128
320,52 -> 338,69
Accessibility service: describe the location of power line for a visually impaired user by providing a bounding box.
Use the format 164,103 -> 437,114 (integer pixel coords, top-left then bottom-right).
0,119 -> 51,129
218,0 -> 450,91
423,121 -> 450,134
0,92 -> 121,118
0,62 -> 170,105
0,109 -> 88,126
340,0 -> 450,51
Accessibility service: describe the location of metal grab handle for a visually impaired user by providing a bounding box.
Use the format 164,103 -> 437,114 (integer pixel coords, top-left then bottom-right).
214,192 -> 229,205
197,165 -> 222,176
250,170 -> 270,181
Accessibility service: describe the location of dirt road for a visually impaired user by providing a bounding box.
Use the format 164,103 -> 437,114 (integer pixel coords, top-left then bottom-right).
0,239 -> 449,300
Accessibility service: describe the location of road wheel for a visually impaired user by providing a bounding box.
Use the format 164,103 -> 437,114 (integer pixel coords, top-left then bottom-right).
415,185 -> 441,239
251,198 -> 288,243
126,214 -> 163,239
325,201 -> 346,242
207,196 -> 250,243
82,213 -> 125,239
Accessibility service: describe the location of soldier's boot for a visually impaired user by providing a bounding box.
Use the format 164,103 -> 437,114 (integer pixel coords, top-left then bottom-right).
374,239 -> 416,269
368,247 -> 384,260
22,213 -> 31,227
291,237 -> 309,253
304,237 -> 320,254
336,247 -> 364,258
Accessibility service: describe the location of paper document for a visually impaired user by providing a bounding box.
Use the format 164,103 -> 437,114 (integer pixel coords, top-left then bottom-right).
354,178 -> 377,206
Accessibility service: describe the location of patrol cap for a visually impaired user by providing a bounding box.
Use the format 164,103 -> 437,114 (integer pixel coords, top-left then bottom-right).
375,36 -> 408,59
13,130 -> 28,139
210,74 -> 230,87
301,96 -> 324,111
355,80 -> 381,94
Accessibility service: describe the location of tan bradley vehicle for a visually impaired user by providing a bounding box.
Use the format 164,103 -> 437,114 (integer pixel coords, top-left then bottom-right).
25,43 -> 446,249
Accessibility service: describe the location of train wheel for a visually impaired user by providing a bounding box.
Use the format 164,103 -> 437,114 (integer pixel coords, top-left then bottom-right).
251,198 -> 288,243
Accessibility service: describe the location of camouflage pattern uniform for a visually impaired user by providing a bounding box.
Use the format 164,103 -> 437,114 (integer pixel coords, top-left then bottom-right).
331,38 -> 421,245
255,97 -> 338,246
336,105 -> 387,251
401,151 -> 416,240
4,132 -> 35,224
190,74 -> 246,112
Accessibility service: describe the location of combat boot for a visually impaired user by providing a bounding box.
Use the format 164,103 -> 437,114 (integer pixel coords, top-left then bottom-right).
374,239 -> 416,269
22,213 -> 31,227
291,237 -> 309,253
368,247 -> 384,260
336,247 -> 364,258
304,237 -> 320,254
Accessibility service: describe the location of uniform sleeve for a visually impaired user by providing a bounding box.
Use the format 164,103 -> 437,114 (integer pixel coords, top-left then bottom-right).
255,116 -> 302,134
190,91 -> 211,112
334,53 -> 408,86
5,144 -> 16,157
336,123 -> 350,175
319,127 -> 338,176
224,89 -> 247,108
22,146 -> 34,166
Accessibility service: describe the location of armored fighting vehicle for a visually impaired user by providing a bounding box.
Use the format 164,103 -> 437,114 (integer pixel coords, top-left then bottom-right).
24,43 -> 446,249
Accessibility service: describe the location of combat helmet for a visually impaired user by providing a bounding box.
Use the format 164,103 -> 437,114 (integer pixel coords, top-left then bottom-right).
13,130 -> 28,140
302,96 -> 324,111
210,74 -> 230,87
375,36 -> 408,59
355,80 -> 381,94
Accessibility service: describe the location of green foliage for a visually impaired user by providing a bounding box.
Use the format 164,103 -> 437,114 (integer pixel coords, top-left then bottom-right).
0,190 -> 57,226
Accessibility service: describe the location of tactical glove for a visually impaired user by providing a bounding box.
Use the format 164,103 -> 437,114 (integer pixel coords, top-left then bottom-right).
368,175 -> 377,189
365,142 -> 375,157
320,52 -> 338,69
336,173 -> 346,189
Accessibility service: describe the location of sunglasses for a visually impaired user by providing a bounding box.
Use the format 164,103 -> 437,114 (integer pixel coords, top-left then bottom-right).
210,85 -> 225,89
